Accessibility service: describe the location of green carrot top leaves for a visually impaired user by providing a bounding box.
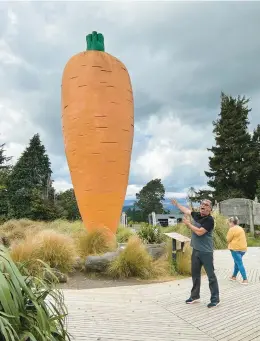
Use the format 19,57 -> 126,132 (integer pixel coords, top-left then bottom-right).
86,31 -> 105,52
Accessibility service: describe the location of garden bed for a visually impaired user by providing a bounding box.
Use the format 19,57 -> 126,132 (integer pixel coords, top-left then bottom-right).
58,271 -> 181,290
0,213 -> 243,285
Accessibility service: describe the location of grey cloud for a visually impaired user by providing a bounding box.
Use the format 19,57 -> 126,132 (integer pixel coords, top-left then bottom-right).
1,64 -> 41,91
1,1 -> 260,194
134,90 -> 163,121
3,2 -> 260,124
0,3 -> 9,38
164,166 -> 207,193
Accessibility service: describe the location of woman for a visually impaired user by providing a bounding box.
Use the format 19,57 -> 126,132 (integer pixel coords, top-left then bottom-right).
227,216 -> 248,285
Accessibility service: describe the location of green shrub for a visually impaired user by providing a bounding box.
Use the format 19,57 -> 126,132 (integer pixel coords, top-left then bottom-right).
164,223 -> 191,237
137,224 -> 165,244
116,226 -> 135,243
0,245 -> 71,340
247,235 -> 260,247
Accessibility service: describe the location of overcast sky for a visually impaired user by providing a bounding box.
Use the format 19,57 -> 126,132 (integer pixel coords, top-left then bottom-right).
0,1 -> 260,202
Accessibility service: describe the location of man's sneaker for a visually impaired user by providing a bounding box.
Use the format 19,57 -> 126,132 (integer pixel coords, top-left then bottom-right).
185,298 -> 200,304
207,302 -> 220,308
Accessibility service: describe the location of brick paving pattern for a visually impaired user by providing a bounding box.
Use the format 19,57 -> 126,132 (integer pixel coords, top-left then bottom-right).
64,247 -> 260,341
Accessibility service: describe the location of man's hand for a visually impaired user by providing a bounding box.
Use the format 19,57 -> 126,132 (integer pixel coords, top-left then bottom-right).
171,199 -> 178,207
171,199 -> 191,215
183,217 -> 208,236
183,216 -> 191,227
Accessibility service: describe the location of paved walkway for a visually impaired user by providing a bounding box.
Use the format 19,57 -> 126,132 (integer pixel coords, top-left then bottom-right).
64,247 -> 260,341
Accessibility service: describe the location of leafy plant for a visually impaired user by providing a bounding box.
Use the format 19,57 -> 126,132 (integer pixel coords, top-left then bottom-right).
0,245 -> 71,340
137,224 -> 165,244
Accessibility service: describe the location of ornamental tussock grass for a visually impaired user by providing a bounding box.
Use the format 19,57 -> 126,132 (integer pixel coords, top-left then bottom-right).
46,219 -> 85,236
76,227 -> 117,258
0,219 -> 45,245
107,236 -> 153,279
10,230 -> 77,276
176,242 -> 193,275
211,210 -> 229,249
108,236 -> 169,279
116,225 -> 135,243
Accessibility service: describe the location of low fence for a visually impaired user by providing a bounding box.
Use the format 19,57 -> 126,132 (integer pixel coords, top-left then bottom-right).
217,198 -> 260,234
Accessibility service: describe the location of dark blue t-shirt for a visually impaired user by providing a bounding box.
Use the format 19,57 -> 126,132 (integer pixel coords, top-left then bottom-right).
190,212 -> 214,253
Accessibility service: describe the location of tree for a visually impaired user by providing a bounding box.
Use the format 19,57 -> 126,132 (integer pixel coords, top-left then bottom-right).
251,124 -> 260,199
125,204 -> 143,223
188,189 -> 215,205
135,179 -> 166,221
55,189 -> 81,221
7,134 -> 55,220
255,181 -> 260,201
0,143 -> 12,169
187,186 -> 197,209
0,144 -> 12,219
204,92 -> 255,201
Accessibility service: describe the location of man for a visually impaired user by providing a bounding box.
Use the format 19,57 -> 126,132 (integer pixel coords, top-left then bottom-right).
172,198 -> 220,308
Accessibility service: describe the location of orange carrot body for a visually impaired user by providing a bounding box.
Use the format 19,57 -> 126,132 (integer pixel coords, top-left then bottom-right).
61,32 -> 134,235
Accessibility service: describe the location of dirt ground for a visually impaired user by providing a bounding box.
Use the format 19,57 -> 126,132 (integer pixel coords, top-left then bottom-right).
58,271 -> 181,290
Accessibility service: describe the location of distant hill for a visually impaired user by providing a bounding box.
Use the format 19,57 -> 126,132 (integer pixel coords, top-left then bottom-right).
122,197 -> 188,212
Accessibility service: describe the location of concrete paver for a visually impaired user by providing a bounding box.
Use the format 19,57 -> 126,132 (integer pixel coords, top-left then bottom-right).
64,247 -> 260,341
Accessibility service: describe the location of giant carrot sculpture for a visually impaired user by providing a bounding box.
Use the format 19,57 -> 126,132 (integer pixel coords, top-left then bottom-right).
61,31 -> 134,235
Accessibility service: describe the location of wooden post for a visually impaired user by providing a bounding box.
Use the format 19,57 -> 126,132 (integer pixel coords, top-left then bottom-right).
249,200 -> 255,235
172,239 -> 177,261
164,232 -> 191,267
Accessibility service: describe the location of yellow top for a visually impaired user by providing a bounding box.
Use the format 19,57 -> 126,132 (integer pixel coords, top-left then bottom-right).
227,225 -> 247,251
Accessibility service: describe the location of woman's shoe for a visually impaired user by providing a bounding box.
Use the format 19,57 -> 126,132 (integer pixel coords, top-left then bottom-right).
229,277 -> 236,281
241,280 -> 248,285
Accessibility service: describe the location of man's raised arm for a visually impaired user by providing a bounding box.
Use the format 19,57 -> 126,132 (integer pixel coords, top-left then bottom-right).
171,199 -> 192,215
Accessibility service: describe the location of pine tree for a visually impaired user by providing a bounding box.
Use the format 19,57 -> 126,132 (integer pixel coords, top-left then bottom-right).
251,124 -> 260,199
7,134 -> 55,219
0,144 -> 12,219
0,143 -> 12,169
204,92 -> 254,201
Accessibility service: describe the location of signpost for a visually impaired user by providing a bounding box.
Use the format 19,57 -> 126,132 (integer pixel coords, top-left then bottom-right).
164,232 -> 191,261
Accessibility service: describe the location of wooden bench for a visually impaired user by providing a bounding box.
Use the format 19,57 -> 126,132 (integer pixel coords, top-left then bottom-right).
164,232 -> 191,261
